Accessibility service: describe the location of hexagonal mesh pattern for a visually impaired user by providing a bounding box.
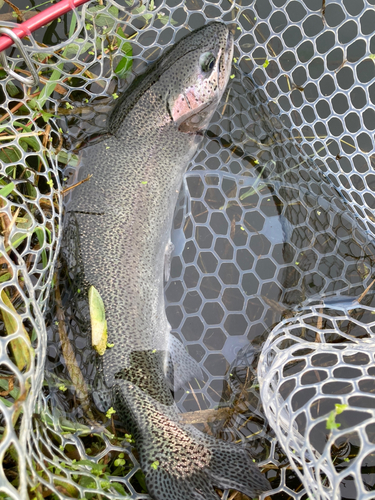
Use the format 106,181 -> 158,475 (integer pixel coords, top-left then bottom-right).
0,0 -> 374,498
259,304 -> 375,500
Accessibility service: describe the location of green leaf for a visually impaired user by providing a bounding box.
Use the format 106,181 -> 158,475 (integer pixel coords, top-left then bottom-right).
114,39 -> 132,79
63,38 -> 94,59
40,110 -> 54,123
34,52 -> 51,62
156,13 -> 177,25
56,151 -> 79,167
115,55 -> 132,79
74,460 -> 107,473
0,146 -> 22,163
111,482 -> 127,496
89,5 -> 119,31
89,285 -> 108,355
78,475 -> 96,489
13,121 -> 33,132
135,470 -> 147,491
141,12 -> 153,22
0,182 -> 15,198
6,81 -> 19,97
19,135 -> 41,152
0,289 -> 31,371
116,25 -> 127,40
34,227 -> 48,269
0,396 -> 12,407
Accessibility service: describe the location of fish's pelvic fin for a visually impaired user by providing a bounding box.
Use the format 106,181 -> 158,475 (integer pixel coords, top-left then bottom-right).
164,240 -> 175,282
165,335 -> 204,391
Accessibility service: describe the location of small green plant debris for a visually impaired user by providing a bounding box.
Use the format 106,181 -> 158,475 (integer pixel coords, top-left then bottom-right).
58,384 -> 67,392
124,433 -> 133,444
151,460 -> 159,470
106,407 -> 116,418
263,59 -> 270,68
326,403 -> 348,430
114,453 -> 126,467
326,411 -> 340,430
335,404 -> 348,414
0,182 -> 15,198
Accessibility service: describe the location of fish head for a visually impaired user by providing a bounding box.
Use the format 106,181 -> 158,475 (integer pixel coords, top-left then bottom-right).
160,22 -> 234,134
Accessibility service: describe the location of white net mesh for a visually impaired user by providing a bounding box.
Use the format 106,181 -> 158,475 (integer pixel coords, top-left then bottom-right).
0,0 -> 374,498
259,305 -> 375,500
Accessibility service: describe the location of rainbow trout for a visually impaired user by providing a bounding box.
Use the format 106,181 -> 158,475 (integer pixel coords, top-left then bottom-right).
67,23 -> 270,499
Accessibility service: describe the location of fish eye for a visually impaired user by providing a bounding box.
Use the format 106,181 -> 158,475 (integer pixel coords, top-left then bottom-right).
199,52 -> 216,73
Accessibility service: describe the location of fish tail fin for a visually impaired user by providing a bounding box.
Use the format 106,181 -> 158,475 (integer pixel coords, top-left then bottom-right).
113,380 -> 271,500
144,429 -> 271,500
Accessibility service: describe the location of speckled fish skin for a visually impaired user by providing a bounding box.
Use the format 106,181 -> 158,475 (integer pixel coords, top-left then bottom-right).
68,22 -> 271,500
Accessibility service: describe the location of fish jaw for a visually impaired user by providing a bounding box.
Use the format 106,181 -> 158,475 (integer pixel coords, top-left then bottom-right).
166,23 -> 234,134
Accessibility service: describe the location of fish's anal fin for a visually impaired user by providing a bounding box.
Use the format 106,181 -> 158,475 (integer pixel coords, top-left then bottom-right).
91,360 -> 112,413
164,240 -> 175,282
165,335 -> 203,391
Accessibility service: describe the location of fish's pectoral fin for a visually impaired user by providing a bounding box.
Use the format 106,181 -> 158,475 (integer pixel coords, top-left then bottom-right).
164,240 -> 175,282
165,335 -> 203,391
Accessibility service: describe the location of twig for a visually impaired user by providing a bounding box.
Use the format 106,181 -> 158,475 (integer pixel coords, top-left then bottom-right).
357,277 -> 375,304
61,174 -> 92,195
54,271 -> 94,419
0,92 -> 40,124
3,0 -> 24,22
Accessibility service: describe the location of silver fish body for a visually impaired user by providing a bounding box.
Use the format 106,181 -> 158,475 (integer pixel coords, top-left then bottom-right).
67,22 -> 271,500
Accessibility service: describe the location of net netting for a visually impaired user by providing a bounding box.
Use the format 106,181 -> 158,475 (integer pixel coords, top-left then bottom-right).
0,0 -> 374,498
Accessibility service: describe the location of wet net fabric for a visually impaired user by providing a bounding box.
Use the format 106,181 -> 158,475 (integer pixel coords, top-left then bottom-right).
0,0 -> 374,498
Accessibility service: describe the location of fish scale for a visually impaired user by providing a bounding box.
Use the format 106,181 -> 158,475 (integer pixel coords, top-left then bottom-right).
63,22 -> 271,500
